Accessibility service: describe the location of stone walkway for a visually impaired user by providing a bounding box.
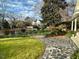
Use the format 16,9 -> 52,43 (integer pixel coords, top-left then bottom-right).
34,35 -> 78,59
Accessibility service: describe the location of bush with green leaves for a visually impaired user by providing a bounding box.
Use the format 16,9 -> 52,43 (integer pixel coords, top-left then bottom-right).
71,49 -> 79,59
45,29 -> 67,37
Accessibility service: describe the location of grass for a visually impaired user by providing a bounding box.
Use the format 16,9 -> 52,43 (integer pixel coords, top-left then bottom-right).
65,31 -> 76,38
36,30 -> 51,35
0,37 -> 45,59
30,30 -> 51,35
0,30 -> 51,38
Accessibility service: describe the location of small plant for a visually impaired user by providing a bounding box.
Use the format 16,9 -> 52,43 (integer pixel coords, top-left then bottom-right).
71,49 -> 79,59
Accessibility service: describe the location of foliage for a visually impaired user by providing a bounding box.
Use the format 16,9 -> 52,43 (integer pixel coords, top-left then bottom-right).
71,49 -> 79,59
32,30 -> 51,35
2,20 -> 10,29
0,32 -> 29,38
65,31 -> 76,38
0,37 -> 45,59
45,29 -> 67,37
2,20 -> 10,35
41,0 -> 68,25
37,30 -> 51,35
24,17 -> 33,26
21,28 -> 26,33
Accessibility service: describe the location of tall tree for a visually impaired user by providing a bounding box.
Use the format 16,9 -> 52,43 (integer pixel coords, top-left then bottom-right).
2,20 -> 10,35
41,0 -> 68,25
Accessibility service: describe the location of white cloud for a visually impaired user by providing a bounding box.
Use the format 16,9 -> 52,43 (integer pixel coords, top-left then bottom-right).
27,0 -> 37,5
0,0 -> 44,20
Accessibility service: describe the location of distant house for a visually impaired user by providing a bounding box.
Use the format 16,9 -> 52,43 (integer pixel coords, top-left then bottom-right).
24,17 -> 42,30
71,0 -> 79,31
32,20 -> 42,30
32,20 -> 41,26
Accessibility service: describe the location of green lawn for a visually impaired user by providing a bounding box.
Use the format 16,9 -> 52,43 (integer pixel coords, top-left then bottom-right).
0,37 -> 45,59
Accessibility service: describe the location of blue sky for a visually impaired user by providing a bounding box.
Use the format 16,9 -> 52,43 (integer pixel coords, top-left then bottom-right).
0,0 -> 77,20
0,0 -> 44,20
65,0 -> 77,16
66,0 -> 76,4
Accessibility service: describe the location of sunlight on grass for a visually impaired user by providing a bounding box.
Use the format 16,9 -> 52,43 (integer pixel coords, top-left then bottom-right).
0,37 -> 45,59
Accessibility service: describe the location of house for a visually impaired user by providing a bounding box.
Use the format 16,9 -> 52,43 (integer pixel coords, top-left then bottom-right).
71,0 -> 79,31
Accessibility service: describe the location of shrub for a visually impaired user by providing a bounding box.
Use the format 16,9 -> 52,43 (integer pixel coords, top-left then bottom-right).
21,28 -> 26,33
45,29 -> 67,37
71,49 -> 79,59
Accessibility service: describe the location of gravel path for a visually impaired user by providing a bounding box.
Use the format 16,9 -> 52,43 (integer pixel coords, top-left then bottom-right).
34,35 -> 78,59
